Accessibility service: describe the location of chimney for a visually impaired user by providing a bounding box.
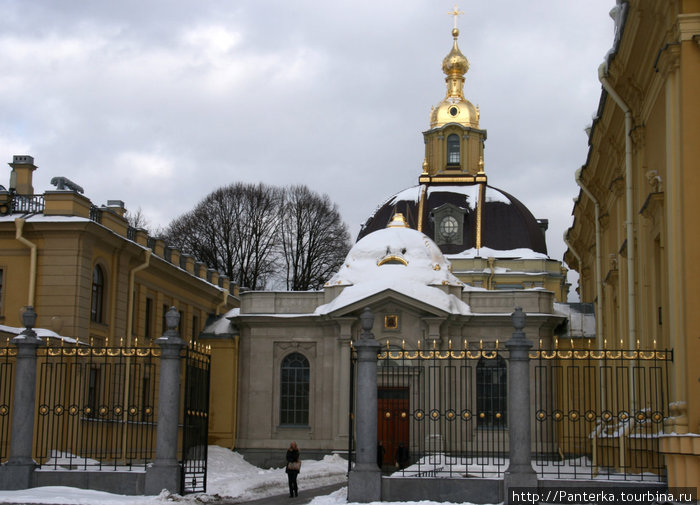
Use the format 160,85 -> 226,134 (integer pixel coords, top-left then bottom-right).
106,200 -> 127,217
9,155 -> 37,196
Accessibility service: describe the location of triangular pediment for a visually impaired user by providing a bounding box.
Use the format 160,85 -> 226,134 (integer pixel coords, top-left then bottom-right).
322,287 -> 453,318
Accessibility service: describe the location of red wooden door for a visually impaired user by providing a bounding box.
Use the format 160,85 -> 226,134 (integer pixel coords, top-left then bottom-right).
377,387 -> 409,466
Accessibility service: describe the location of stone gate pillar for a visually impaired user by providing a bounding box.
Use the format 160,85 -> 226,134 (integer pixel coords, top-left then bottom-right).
0,307 -> 42,490
145,307 -> 186,495
504,307 -> 537,497
347,307 -> 381,503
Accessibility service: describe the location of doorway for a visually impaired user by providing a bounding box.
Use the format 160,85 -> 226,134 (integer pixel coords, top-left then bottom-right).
377,387 -> 410,467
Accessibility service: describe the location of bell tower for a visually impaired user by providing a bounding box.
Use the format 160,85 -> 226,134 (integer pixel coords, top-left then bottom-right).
419,7 -> 487,185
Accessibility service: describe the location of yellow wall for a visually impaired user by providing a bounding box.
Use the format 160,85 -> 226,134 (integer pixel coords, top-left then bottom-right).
564,0 -> 700,486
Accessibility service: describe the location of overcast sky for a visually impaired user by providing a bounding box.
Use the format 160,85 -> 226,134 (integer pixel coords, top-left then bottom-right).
1,1 -> 616,296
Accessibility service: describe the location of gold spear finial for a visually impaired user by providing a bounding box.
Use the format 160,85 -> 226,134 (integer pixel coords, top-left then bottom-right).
448,4 -> 465,30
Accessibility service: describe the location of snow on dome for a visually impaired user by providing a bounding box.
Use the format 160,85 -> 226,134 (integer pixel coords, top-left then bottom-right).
317,226 -> 470,316
326,226 -> 461,288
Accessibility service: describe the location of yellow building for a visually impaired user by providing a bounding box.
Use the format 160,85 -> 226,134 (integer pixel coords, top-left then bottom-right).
564,0 -> 700,487
0,154 -> 241,474
0,155 -> 238,346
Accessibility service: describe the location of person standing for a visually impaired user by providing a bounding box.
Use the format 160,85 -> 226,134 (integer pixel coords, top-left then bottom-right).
285,441 -> 300,498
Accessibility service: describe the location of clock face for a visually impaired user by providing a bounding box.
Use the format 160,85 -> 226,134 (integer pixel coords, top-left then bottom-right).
440,216 -> 459,238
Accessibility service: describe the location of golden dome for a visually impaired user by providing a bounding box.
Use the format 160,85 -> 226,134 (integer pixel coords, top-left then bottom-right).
430,26 -> 478,129
441,28 -> 469,76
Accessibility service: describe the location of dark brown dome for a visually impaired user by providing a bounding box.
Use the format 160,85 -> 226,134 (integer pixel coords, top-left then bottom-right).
358,184 -> 548,257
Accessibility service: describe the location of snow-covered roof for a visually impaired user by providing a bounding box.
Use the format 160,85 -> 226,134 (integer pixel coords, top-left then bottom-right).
554,302 -> 596,338
317,226 -> 470,316
447,246 -> 549,260
0,324 -> 77,343
201,309 -> 239,335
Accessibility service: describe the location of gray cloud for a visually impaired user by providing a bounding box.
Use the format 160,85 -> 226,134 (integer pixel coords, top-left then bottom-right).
0,1 -> 616,297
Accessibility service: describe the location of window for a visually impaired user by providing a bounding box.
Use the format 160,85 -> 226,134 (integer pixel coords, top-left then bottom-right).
280,352 -> 310,426
132,290 -> 137,334
439,216 -> 459,240
162,304 -> 169,334
192,314 -> 199,340
91,265 -> 105,323
86,368 -> 101,418
446,134 -> 460,165
141,376 -> 152,422
476,355 -> 507,427
0,268 -> 4,315
144,298 -> 153,339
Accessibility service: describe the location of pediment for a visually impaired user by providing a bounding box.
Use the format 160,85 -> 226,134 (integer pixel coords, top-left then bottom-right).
322,287 -> 452,319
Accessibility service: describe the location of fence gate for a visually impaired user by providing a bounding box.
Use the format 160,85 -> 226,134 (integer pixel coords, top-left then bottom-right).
180,347 -> 211,494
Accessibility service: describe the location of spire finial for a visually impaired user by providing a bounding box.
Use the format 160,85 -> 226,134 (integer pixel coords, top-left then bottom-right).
448,4 -> 464,32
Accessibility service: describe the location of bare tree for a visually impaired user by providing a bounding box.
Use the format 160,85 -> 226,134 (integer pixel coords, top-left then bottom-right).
165,182 -> 350,291
125,206 -> 150,231
165,183 -> 282,290
280,185 -> 351,290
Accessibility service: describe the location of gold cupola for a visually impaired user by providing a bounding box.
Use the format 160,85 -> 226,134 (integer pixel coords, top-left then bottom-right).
430,27 -> 479,129
420,12 -> 487,185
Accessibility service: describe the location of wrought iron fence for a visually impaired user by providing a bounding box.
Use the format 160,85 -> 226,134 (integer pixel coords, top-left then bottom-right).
180,345 -> 211,494
10,194 -> 45,214
372,342 -> 509,478
531,346 -> 672,482
33,344 -> 160,471
89,205 -> 103,224
0,345 -> 15,463
349,339 -> 672,483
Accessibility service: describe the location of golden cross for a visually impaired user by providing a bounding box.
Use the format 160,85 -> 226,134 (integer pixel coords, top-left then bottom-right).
448,4 -> 465,30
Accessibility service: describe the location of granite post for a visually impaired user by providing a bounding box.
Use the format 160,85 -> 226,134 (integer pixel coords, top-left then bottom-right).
347,307 -> 381,503
145,307 -> 186,495
504,307 -> 537,497
0,307 -> 43,490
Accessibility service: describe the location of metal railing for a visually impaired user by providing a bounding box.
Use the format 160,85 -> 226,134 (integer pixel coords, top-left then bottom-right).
180,345 -> 211,494
349,340 -> 672,483
10,194 -> 45,214
89,205 -> 103,224
0,345 -> 15,463
367,343 -> 509,478
531,346 -> 671,482
33,345 -> 160,471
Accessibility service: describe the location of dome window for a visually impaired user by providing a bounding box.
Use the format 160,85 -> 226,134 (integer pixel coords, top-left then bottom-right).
446,134 -> 460,166
432,203 -> 466,246
439,216 -> 459,239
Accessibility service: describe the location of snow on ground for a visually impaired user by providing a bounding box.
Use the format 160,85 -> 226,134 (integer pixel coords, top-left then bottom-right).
0,446 -> 490,505
307,487 -> 477,505
206,446 -> 348,500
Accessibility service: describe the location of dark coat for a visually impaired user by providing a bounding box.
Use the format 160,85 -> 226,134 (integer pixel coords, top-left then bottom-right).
285,448 -> 300,474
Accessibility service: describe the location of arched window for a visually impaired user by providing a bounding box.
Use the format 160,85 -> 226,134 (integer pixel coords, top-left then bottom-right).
280,352 -> 310,426
476,355 -> 507,427
446,134 -> 460,165
91,265 -> 105,323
